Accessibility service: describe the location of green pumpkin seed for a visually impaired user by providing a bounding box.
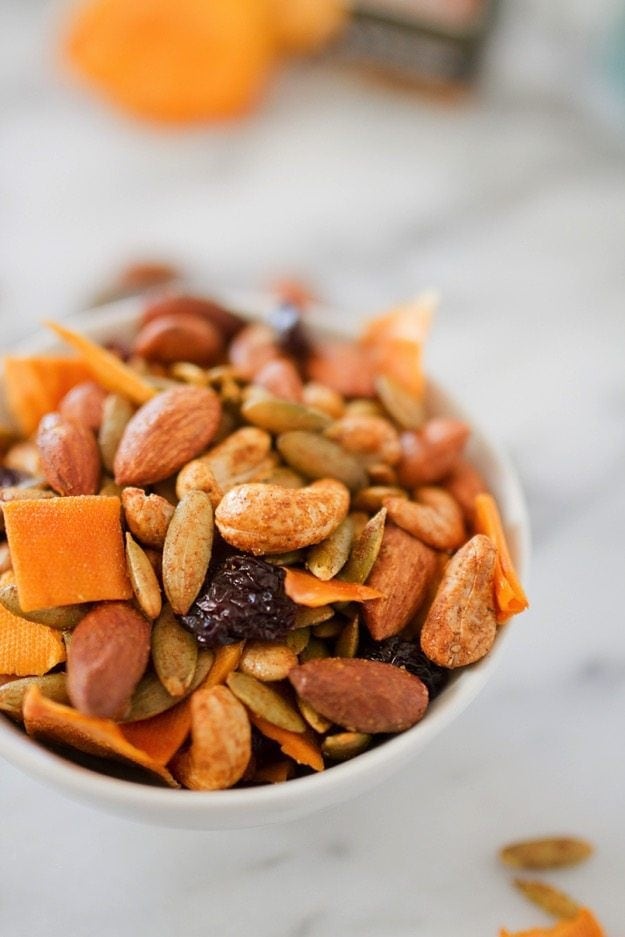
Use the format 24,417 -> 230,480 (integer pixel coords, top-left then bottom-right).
0,673 -> 69,718
226,671 -> 305,732
341,507 -> 387,584
294,605 -> 334,629
163,491 -> 214,615
299,637 -> 330,662
297,697 -> 332,733
123,649 -> 213,722
262,467 -> 305,489
0,583 -> 85,631
306,517 -> 353,581
151,605 -> 198,698
375,375 -> 426,430
277,431 -> 367,492
312,619 -> 342,639
512,880 -> 580,920
335,614 -> 359,658
98,394 -> 134,474
264,549 -> 305,566
126,533 -> 162,620
242,398 -> 331,434
322,732 -> 372,761
286,626 -> 310,655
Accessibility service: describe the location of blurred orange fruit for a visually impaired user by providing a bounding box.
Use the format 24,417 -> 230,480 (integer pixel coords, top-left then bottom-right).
268,0 -> 348,54
64,0 -> 274,123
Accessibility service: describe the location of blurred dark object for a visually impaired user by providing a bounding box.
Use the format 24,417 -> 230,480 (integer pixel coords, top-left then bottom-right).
90,261 -> 181,307
339,0 -> 498,95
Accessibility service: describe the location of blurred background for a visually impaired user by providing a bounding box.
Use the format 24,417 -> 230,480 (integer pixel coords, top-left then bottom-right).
1,2 -> 624,935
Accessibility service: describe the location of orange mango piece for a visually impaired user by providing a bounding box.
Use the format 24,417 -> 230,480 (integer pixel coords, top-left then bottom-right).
474,492 -> 529,623
500,908 -> 605,937
201,642 -> 245,689
4,496 -> 132,612
254,760 -> 294,784
63,0 -> 274,124
360,296 -> 435,398
23,686 -> 178,786
120,701 -> 192,766
250,714 -> 324,772
0,604 -> 66,676
3,357 -> 92,436
283,567 -> 383,607
44,320 -> 156,405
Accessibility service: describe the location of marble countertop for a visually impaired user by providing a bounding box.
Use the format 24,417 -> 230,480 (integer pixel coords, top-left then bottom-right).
1,1 -> 624,934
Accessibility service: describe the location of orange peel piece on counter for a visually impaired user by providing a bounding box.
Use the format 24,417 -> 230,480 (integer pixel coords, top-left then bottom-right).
250,714 -> 324,772
63,0 -> 274,123
360,294 -> 437,398
283,567 -> 383,607
2,357 -> 92,437
500,908 -> 605,937
0,604 -> 66,677
23,686 -> 178,786
474,492 -> 529,623
4,496 -> 132,612
120,700 -> 192,766
45,321 -> 156,405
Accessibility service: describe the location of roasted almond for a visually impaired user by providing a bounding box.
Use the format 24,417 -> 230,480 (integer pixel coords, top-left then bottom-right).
307,341 -> 376,398
289,658 -> 429,733
397,418 -> 470,487
67,602 -> 151,719
420,534 -> 497,668
253,358 -> 304,403
37,413 -> 100,496
362,524 -> 437,640
228,322 -> 280,379
133,312 -> 224,365
59,381 -> 107,431
141,293 -> 244,341
442,459 -> 488,523
384,486 -> 465,551
122,487 -> 174,548
114,386 -> 221,486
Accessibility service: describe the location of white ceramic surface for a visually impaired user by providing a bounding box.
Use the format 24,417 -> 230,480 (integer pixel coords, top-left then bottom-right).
0,294 -> 529,830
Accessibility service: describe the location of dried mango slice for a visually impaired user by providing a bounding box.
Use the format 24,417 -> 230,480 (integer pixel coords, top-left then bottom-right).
269,0 -> 348,54
500,908 -> 605,937
200,642 -> 245,689
0,604 -> 66,676
4,496 -> 132,612
3,357 -> 92,436
474,493 -> 528,622
63,0 -> 274,123
23,686 -> 178,786
283,567 -> 383,607
360,295 -> 436,398
250,713 -> 324,771
120,701 -> 192,766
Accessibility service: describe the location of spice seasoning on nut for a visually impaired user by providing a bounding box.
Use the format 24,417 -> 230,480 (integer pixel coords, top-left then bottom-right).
0,289 -> 528,790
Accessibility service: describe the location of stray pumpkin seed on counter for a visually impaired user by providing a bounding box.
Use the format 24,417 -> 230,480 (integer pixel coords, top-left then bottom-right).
0,287 -> 528,790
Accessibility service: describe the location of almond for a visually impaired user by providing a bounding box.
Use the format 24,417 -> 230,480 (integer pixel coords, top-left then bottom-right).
59,381 -> 107,431
384,487 -> 465,551
420,533 -> 497,668
253,358 -> 304,403
307,342 -> 376,398
141,293 -> 245,341
37,413 -> 101,496
67,602 -> 151,719
325,415 -> 401,466
228,322 -> 280,379
289,658 -> 429,733
362,525 -> 437,640
442,459 -> 488,523
122,487 -> 174,547
114,386 -> 221,487
132,312 -> 224,365
397,418 -> 470,487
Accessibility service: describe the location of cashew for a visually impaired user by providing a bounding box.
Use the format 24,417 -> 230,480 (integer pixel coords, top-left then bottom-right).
215,478 -> 350,554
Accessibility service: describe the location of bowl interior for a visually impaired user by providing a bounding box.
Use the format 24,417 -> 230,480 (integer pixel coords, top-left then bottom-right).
0,292 -> 530,829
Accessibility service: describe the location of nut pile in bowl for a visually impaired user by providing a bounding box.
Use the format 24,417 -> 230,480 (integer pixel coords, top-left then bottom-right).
0,291 -> 528,790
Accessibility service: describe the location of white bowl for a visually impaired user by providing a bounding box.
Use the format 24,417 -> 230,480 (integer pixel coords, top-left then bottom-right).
0,292 -> 530,829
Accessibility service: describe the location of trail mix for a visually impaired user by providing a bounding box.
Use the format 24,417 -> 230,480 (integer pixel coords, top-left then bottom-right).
0,291 -> 528,789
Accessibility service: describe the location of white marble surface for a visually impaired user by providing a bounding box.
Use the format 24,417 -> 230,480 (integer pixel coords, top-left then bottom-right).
1,1 -> 625,934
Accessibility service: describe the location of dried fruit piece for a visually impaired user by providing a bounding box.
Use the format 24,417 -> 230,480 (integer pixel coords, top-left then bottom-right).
0,673 -> 69,717
67,602 -> 151,719
283,568 -> 383,607
499,908 -> 604,937
360,636 -> 449,699
201,642 -> 244,689
290,658 -> 428,733
227,671 -> 305,732
513,880 -> 581,920
249,713 -> 324,771
362,525 -> 437,641
114,386 -> 221,487
4,496 -> 131,612
420,534 -> 497,668
384,487 -> 465,551
23,686 -> 177,787
120,700 -> 192,765
215,478 -> 349,554
122,487 -> 174,548
499,837 -> 594,870
277,431 -> 368,492
151,605 -> 198,698
182,557 -> 295,647
162,490 -> 214,615
474,492 -> 529,621
125,533 -> 162,620
2,357 -> 93,437
37,413 -> 101,496
0,602 -> 66,677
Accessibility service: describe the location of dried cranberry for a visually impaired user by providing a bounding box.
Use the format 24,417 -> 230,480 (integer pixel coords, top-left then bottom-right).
0,467 -> 28,489
182,556 -> 296,648
360,636 -> 449,699
267,303 -> 311,360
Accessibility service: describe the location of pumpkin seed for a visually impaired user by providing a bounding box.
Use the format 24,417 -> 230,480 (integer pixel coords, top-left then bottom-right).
99,478 -> 124,497
98,394 -> 134,474
375,375 -> 426,430
169,362 -> 209,386
349,511 -> 370,540
344,399 -> 384,418
513,880 -> 580,919
264,550 -> 305,567
297,696 -> 332,733
341,507 -> 387,584
122,649 -> 213,722
277,431 -> 367,492
239,642 -> 298,682
242,398 -> 331,434
126,533 -> 162,620
263,467 -> 305,489
353,486 -> 406,513
306,517 -> 353,581
322,732 -> 371,761
151,605 -> 198,697
163,491 -> 214,615
499,837 -> 594,870
367,463 -> 398,486
0,673 -> 69,717
299,637 -> 330,662
286,626 -> 310,655
302,382 -> 345,420
0,583 -> 85,630
335,614 -> 359,658
312,620 -> 342,639
294,605 -> 334,629
226,671 -> 305,732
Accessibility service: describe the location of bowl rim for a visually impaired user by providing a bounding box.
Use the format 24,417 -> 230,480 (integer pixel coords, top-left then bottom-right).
0,291 -> 531,825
